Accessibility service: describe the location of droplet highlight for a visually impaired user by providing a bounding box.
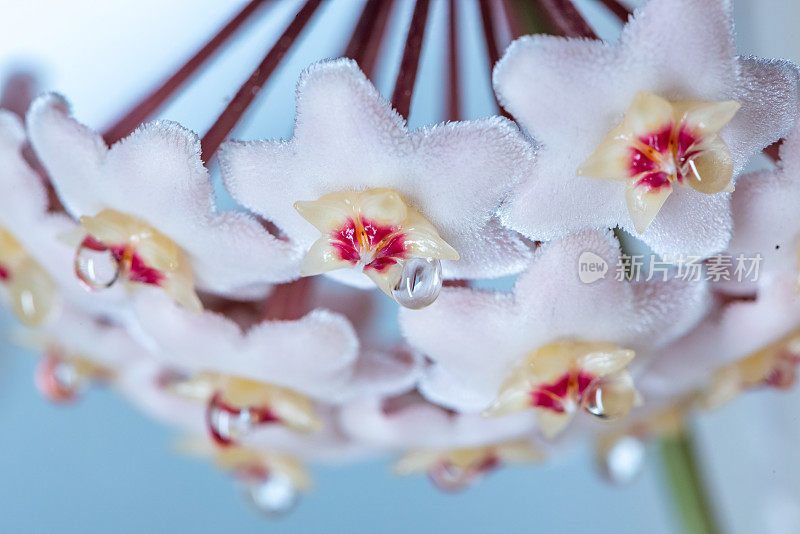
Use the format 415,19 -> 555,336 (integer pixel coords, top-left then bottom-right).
392,257 -> 442,310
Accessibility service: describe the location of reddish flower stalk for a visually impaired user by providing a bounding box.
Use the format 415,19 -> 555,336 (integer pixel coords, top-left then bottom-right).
478,0 -> 513,119
446,0 -> 461,121
0,71 -> 37,119
764,139 -> 783,163
595,0 -> 632,22
536,0 -> 597,39
391,0 -> 432,119
500,0 -> 526,41
344,0 -> 384,64
359,0 -> 397,79
200,0 -> 323,162
262,277 -> 313,321
103,0 -> 270,145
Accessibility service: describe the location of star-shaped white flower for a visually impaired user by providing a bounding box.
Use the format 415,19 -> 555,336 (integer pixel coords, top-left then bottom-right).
26,94 -> 304,310
640,274 -> 800,407
493,0 -> 800,258
401,230 -> 709,437
219,59 -> 535,298
0,109 -> 128,325
131,287 -> 420,442
339,395 -> 541,491
724,120 -> 800,289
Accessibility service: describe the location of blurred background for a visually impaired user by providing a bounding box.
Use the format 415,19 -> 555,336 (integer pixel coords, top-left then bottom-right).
1,0 -> 799,532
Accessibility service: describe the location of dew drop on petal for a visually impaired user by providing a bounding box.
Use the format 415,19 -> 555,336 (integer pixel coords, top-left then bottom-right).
75,239 -> 120,290
598,435 -> 646,486
244,473 -> 299,518
206,393 -> 255,446
581,373 -> 637,422
392,257 -> 442,310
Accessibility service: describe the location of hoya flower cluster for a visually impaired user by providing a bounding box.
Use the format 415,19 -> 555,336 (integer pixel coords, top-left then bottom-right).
2,0 -> 800,515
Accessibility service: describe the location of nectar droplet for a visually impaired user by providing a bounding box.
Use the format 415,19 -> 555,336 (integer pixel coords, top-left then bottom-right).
206,393 -> 255,446
244,473 -> 299,518
597,435 -> 646,486
75,237 -> 120,290
392,257 -> 442,310
581,373 -> 638,422
428,463 -> 476,492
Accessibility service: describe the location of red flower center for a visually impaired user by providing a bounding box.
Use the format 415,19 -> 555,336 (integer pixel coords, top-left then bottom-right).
0,263 -> 10,282
628,123 -> 703,192
330,217 -> 407,273
81,235 -> 166,286
529,370 -> 595,413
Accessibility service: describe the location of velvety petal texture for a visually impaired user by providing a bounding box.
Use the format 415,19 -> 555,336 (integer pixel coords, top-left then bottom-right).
220,59 -> 535,286
339,397 -> 537,450
494,0 -> 799,257
26,94 -> 304,297
401,230 -> 709,413
0,110 -> 129,320
725,118 -> 800,284
640,274 -> 800,403
132,289 -> 419,403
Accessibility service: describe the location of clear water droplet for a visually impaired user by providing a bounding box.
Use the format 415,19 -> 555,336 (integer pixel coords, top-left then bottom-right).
428,463 -> 476,492
581,373 -> 637,422
392,257 -> 442,309
244,473 -> 299,518
10,266 -> 57,327
74,238 -> 120,290
206,393 -> 254,446
598,435 -> 646,486
34,354 -> 86,403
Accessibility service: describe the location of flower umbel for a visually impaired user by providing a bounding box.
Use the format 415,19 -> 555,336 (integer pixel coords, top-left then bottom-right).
484,341 -> 639,438
295,188 -> 459,298
578,92 -> 739,233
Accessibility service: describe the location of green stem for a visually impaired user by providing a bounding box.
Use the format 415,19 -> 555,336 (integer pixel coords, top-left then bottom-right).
658,430 -> 721,534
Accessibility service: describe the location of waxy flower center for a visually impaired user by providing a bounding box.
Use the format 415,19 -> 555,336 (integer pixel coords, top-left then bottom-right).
294,188 -> 459,300
171,372 -> 321,446
0,227 -> 57,327
485,341 -> 638,437
331,217 -> 406,273
530,369 -> 597,413
628,123 -> 703,192
74,209 -> 201,311
578,92 -> 739,233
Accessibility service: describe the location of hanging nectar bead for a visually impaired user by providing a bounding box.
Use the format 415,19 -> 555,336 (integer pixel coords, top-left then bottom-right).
206,392 -> 258,446
244,473 -> 300,518
428,462 -> 476,492
597,435 -> 646,486
581,372 -> 638,422
392,257 -> 443,309
74,236 -> 121,290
